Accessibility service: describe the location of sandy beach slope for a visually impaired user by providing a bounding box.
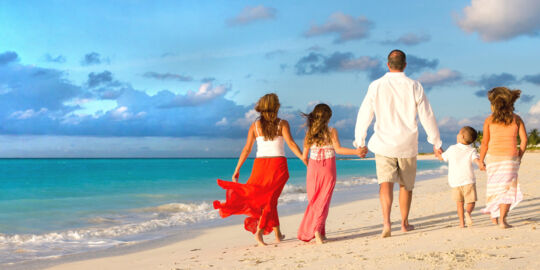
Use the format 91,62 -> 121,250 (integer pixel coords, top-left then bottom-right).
48,153 -> 540,270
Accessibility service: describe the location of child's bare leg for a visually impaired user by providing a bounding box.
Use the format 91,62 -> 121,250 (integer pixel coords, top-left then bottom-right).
456,201 -> 465,228
314,231 -> 324,244
499,204 -> 512,229
464,202 -> 475,227
491,217 -> 499,225
273,226 -> 285,243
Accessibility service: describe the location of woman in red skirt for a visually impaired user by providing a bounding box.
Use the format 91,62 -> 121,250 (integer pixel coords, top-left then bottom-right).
214,93 -> 306,246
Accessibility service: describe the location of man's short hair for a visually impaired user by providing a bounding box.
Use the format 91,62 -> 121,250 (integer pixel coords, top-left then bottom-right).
461,126 -> 477,145
388,49 -> 406,71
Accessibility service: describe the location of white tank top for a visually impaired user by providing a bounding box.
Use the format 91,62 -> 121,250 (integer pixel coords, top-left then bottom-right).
255,120 -> 285,157
309,145 -> 335,160
309,128 -> 335,160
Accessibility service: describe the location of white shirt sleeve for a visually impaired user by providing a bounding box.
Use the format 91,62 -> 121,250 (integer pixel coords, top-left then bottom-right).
441,146 -> 451,162
415,82 -> 443,149
470,148 -> 480,162
353,85 -> 375,148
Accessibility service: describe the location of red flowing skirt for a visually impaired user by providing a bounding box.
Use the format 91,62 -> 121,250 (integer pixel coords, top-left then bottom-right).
213,157 -> 289,235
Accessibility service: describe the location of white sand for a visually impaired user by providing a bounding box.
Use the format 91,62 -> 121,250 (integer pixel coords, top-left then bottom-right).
48,153 -> 540,270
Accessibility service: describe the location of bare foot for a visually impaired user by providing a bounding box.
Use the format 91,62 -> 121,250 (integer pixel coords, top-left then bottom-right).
275,233 -> 285,243
401,224 -> 415,232
491,218 -> 499,225
464,212 -> 473,227
381,227 -> 391,238
500,222 -> 513,229
314,231 -> 324,244
459,223 -> 465,228
255,230 -> 266,247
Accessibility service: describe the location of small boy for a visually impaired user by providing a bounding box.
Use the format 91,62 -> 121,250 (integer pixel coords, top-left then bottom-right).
440,126 -> 484,228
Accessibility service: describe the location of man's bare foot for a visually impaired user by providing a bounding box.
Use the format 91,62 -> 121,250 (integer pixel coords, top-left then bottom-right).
464,212 -> 473,227
314,231 -> 324,244
459,223 -> 465,228
401,223 -> 414,232
381,227 -> 391,238
255,230 -> 266,247
491,218 -> 499,225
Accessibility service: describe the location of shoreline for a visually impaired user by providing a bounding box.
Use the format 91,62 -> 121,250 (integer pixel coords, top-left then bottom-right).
7,153 -> 540,269
1,159 -> 444,268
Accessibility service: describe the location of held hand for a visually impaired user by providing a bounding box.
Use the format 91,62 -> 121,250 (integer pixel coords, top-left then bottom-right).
518,149 -> 525,159
479,162 -> 486,171
232,171 -> 239,183
357,146 -> 368,158
302,157 -> 309,166
433,146 -> 443,159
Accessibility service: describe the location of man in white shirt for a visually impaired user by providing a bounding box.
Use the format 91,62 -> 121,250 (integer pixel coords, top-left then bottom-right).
354,50 -> 443,238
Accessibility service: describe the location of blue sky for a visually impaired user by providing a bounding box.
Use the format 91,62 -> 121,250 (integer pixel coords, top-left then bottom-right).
0,0 -> 539,157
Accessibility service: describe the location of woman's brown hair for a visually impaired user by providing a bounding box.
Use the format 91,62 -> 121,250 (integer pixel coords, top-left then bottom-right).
303,103 -> 332,147
487,87 -> 521,125
255,93 -> 281,140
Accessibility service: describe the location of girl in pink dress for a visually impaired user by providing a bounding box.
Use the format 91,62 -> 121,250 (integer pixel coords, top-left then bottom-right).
297,104 -> 361,244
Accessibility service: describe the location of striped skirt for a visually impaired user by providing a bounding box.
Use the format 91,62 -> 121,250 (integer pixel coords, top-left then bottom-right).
481,155 -> 523,218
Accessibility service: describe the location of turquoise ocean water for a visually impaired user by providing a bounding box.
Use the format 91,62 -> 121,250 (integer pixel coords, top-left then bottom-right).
0,158 -> 446,265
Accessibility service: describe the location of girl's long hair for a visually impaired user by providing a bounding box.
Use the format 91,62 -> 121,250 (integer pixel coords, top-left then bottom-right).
254,93 -> 280,140
488,87 -> 521,125
302,103 -> 332,147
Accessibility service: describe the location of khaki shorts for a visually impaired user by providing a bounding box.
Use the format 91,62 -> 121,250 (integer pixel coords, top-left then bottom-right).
375,154 -> 417,191
452,183 -> 477,203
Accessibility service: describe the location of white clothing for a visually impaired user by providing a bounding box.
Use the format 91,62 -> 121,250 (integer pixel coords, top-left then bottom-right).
255,121 -> 286,157
309,145 -> 335,160
441,143 -> 480,188
353,72 -> 442,158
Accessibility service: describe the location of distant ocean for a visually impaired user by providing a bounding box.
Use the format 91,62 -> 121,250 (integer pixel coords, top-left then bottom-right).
0,158 -> 446,265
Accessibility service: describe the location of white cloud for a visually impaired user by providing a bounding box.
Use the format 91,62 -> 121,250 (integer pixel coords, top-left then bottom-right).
304,12 -> 373,43
234,109 -> 258,127
227,5 -> 276,26
164,83 -> 229,107
417,68 -> 462,89
457,0 -> 540,41
530,100 -> 540,115
9,108 -> 48,120
215,117 -> 228,126
524,101 -> 540,129
438,115 -> 486,133
109,106 -> 146,121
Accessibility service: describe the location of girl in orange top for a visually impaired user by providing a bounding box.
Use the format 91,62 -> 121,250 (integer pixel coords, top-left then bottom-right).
479,87 -> 527,229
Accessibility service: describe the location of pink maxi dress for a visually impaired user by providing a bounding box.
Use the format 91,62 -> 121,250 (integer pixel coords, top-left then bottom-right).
297,145 -> 337,241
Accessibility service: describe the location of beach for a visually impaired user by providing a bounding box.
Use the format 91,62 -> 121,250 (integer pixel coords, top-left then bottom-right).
45,152 -> 540,270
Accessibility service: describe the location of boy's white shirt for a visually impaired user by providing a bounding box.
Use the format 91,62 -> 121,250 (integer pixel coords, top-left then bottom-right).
441,143 -> 479,188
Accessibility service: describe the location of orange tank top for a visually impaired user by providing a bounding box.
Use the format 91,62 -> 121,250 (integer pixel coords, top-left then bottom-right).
488,116 -> 518,157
